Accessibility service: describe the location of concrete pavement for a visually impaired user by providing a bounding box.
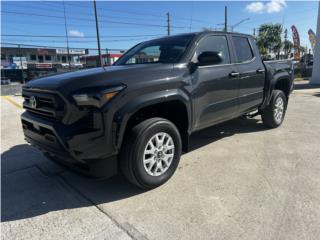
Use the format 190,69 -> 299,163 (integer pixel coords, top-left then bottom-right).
1,82 -> 320,240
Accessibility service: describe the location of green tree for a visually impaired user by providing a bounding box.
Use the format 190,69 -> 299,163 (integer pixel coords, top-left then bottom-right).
299,46 -> 307,55
283,40 -> 293,58
257,23 -> 283,59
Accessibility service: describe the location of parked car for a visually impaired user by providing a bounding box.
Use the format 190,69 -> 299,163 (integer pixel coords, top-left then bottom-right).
21,32 -> 294,189
1,76 -> 11,85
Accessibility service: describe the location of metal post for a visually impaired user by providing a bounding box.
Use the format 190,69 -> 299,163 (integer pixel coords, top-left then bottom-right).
62,0 -> 71,70
224,6 -> 227,32
311,1 -> 320,84
106,48 -> 109,65
18,44 -> 25,84
93,0 -> 102,67
166,12 -> 170,36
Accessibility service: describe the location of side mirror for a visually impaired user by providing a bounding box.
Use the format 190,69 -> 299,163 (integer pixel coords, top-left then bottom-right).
198,51 -> 223,66
188,62 -> 198,74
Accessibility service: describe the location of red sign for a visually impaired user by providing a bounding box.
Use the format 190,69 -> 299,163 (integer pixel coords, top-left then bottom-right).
36,63 -> 52,69
291,25 -> 300,60
37,48 -> 49,55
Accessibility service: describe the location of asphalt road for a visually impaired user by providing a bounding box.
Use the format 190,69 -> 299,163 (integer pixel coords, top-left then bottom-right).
1,82 -> 320,240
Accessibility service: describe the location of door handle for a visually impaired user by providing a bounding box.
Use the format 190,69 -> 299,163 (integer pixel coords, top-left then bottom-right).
229,71 -> 240,78
256,69 -> 265,74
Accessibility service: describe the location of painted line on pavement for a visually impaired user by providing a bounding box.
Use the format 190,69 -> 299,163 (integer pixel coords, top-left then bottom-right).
1,96 -> 23,109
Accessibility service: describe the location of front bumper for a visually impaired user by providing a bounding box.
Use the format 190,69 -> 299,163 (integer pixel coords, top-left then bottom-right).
21,111 -> 118,178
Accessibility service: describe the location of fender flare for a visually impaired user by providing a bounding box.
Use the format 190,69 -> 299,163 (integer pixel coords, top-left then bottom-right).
261,70 -> 292,109
113,89 -> 192,150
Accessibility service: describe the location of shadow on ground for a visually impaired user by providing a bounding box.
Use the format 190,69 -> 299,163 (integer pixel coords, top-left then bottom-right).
313,92 -> 320,97
1,117 -> 267,223
294,82 -> 320,90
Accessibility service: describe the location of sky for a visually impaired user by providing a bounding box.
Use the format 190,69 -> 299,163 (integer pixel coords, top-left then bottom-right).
1,0 -> 318,52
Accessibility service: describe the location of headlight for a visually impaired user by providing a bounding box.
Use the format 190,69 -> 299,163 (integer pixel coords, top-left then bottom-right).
72,85 -> 125,108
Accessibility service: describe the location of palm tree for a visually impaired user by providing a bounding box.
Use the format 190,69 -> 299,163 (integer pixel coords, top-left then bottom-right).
283,40 -> 293,58
257,23 -> 283,59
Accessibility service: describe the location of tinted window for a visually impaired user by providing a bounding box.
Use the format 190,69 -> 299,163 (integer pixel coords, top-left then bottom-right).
30,55 -> 37,61
114,34 -> 195,65
196,35 -> 230,65
126,46 -> 161,64
38,55 -> 44,63
232,36 -> 254,62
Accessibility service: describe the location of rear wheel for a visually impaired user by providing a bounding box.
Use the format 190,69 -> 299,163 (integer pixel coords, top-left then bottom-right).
261,90 -> 287,128
120,117 -> 182,189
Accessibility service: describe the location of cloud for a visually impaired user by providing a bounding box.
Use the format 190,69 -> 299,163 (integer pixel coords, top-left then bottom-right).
246,2 -> 265,14
245,0 -> 286,14
266,0 -> 287,13
68,30 -> 84,37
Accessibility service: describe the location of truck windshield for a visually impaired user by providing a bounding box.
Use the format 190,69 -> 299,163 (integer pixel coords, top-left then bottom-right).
114,34 -> 195,65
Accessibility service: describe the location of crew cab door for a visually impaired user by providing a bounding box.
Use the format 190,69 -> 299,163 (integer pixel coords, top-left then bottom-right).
231,36 -> 265,113
191,34 -> 239,130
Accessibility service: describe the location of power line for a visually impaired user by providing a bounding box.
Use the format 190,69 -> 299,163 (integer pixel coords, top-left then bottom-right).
4,2 -> 168,25
42,1 -> 165,18
2,10 -> 188,29
1,42 -> 125,51
2,3 -> 214,35
1,37 -> 156,43
2,34 -> 164,38
15,1 -> 213,26
2,20 -> 162,29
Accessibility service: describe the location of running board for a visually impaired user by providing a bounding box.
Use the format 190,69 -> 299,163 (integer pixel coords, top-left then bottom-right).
246,111 -> 260,118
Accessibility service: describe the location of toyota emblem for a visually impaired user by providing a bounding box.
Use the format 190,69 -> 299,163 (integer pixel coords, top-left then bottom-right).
29,96 -> 37,108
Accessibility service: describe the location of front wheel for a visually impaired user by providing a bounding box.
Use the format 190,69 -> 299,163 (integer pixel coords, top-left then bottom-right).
120,117 -> 182,189
261,90 -> 287,128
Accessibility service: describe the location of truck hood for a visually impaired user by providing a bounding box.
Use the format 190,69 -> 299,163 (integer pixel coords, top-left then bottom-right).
24,64 -> 175,95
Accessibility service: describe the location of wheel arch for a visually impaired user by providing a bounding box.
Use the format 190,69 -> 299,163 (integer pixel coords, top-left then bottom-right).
262,71 -> 293,109
114,89 -> 192,152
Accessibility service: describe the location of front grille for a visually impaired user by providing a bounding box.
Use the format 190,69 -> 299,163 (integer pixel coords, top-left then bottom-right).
22,89 -> 65,120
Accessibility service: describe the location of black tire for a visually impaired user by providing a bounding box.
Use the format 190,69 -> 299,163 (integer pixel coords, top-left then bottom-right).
261,90 -> 287,128
120,117 -> 182,189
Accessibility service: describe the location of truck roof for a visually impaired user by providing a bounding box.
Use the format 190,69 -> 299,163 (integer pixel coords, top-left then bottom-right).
143,31 -> 253,43
196,31 -> 253,38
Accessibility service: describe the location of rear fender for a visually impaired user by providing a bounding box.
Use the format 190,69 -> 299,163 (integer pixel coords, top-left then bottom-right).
261,70 -> 292,109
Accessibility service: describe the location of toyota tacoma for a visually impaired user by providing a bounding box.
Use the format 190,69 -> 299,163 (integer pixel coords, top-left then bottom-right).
21,32 -> 294,189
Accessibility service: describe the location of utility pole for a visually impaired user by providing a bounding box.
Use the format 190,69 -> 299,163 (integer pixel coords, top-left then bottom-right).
284,28 -> 288,41
224,6 -> 227,32
62,0 -> 71,70
284,28 -> 288,58
311,1 -> 320,84
93,0 -> 102,67
166,12 -> 170,36
106,48 -> 109,65
253,28 -> 256,37
18,44 -> 25,84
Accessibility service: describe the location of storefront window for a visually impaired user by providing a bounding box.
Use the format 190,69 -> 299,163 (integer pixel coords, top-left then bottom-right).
30,55 -> 37,61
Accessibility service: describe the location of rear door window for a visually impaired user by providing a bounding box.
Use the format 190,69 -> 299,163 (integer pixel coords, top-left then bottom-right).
232,36 -> 254,63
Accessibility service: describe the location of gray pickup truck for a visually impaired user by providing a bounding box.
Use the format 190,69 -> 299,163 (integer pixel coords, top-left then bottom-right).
21,32 -> 294,189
